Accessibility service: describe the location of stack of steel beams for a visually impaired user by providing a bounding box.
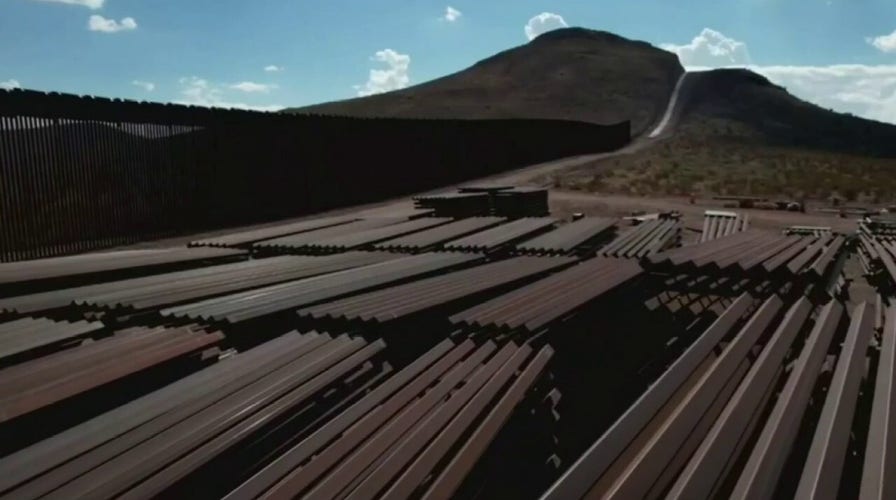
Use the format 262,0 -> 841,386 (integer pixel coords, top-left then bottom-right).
262,218 -> 452,254
701,210 -> 749,243
189,215 -> 358,248
251,218 -> 410,253
859,231 -> 896,286
226,338 -> 555,500
413,192 -> 493,218
0,331 -> 387,498
0,252 -> 403,316
450,258 -> 644,332
0,325 -> 223,425
161,252 -> 482,325
599,219 -> 680,259
0,247 -> 245,289
298,256 -> 576,325
648,231 -> 843,277
541,295 -> 891,500
443,217 -> 556,253
373,217 -> 506,253
493,188 -> 550,217
0,317 -> 103,363
516,217 -> 617,256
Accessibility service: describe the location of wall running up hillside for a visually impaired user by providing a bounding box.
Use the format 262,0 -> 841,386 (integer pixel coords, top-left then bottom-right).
0,89 -> 629,261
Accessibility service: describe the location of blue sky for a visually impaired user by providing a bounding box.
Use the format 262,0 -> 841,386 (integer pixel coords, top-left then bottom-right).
2,0 -> 896,121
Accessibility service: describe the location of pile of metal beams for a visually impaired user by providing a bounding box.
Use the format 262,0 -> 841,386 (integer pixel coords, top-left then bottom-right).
254,218 -> 450,254
189,215 -> 357,248
516,217 -> 617,256
0,247 -> 245,289
450,258 -> 644,333
251,218 -> 415,253
0,252 -> 402,316
413,192 -> 492,218
786,225 -> 832,237
298,256 -> 576,325
226,338 -> 556,500
373,217 -> 506,253
493,188 -> 549,217
544,294 -> 890,500
599,219 -> 680,259
443,217 -> 556,253
701,210 -> 749,243
858,232 -> 896,285
0,324 -> 223,425
161,252 -> 481,324
0,331 -> 386,499
648,231 -> 844,277
0,317 -> 103,363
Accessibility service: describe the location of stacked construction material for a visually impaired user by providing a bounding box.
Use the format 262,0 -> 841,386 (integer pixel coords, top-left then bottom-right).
225,338 -> 556,500
374,217 -> 506,253
0,252 -> 403,316
493,188 -> 550,217
0,331 -> 387,499
701,210 -> 749,243
251,218 -> 411,253
0,324 -> 223,425
0,247 -> 245,289
786,225 -> 832,237
413,192 -> 492,218
457,184 -> 514,193
298,256 -> 576,325
443,217 -> 556,253
451,257 -> 644,333
861,216 -> 896,239
599,219 -> 681,259
255,218 -> 451,254
858,232 -> 896,286
517,217 -> 617,255
648,230 -> 844,277
161,252 -> 482,325
542,295 -> 882,500
0,317 -> 103,363
189,215 -> 358,248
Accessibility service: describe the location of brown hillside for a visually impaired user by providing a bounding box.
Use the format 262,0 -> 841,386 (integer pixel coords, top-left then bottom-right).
558,69 -> 896,201
288,28 -> 684,136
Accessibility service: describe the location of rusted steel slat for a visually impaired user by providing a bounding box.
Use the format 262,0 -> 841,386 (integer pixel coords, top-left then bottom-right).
345,343 -> 527,500
763,237 -> 815,273
860,305 -> 896,500
260,341 -> 491,499
118,340 -> 387,500
224,339 -> 463,500
190,215 -> 358,247
795,302 -> 874,500
786,235 -> 831,275
295,343 -> 499,500
45,336 -> 366,499
810,236 -> 845,277
668,298 -> 813,499
540,293 -> 754,500
599,295 -> 783,499
422,345 -> 553,500
0,247 -> 245,286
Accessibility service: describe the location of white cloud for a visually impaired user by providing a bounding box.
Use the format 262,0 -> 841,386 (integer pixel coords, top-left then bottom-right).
355,49 -> 411,97
444,6 -> 462,22
1,79 -> 21,90
177,76 -> 282,111
661,28 -> 751,67
868,30 -> 896,53
229,81 -> 278,93
524,12 -> 568,41
131,80 -> 155,92
32,0 -> 104,9
88,15 -> 137,33
264,65 -> 284,72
